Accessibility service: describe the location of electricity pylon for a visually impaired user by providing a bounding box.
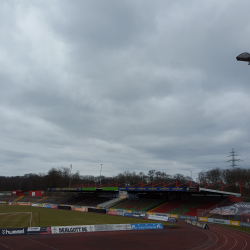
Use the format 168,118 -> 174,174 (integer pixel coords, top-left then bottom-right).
227,148 -> 242,168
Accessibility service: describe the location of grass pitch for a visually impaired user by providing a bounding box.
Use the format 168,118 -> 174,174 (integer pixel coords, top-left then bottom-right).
220,224 -> 250,234
0,205 -> 175,228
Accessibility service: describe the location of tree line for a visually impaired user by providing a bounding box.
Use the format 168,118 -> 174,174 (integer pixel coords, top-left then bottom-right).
0,167 -> 249,196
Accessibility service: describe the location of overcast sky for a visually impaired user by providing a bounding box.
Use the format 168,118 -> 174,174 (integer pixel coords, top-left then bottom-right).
1,0 -> 250,180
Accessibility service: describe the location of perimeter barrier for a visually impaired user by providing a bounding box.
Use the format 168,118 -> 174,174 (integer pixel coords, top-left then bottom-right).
4,201 -> 250,229
0,223 -> 163,237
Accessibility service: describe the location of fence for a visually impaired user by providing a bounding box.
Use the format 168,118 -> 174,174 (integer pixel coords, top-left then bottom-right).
197,199 -> 228,217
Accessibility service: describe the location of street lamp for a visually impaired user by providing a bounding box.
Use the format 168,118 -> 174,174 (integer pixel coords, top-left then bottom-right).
100,164 -> 103,188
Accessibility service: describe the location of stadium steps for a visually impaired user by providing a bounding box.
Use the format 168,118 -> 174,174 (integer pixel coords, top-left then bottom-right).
13,196 -> 24,202
167,201 -> 202,215
150,200 -> 185,214
148,202 -> 168,212
35,196 -> 49,203
97,198 -> 125,208
183,201 -> 220,216
111,199 -> 165,212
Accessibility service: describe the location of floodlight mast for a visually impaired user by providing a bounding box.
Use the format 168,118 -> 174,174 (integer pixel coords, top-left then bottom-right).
236,52 -> 250,65
100,164 -> 103,188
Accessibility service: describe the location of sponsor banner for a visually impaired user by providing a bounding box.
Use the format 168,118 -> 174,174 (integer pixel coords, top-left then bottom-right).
170,214 -> 178,219
0,228 -> 27,236
32,203 -> 43,207
0,201 -> 6,204
51,205 -> 58,209
124,213 -> 132,217
131,223 -> 163,230
94,225 -> 108,232
185,220 -> 209,229
109,208 -> 115,211
132,214 -> 140,218
153,213 -> 168,217
42,204 -> 51,208
118,187 -> 185,192
108,211 -> 118,215
117,212 -> 125,216
242,222 -> 250,228
178,215 -> 197,221
51,225 -> 95,234
207,218 -> 230,225
146,212 -> 153,215
126,210 -> 132,213
120,195 -> 127,199
210,202 -> 250,216
17,202 -> 30,206
72,207 -> 84,212
168,217 -> 177,223
8,203 -> 17,206
109,193 -> 119,198
106,224 -> 131,231
27,227 -> 51,235
230,220 -> 240,226
148,215 -> 169,221
199,217 -> 208,222
115,209 -> 126,213
128,194 -> 139,199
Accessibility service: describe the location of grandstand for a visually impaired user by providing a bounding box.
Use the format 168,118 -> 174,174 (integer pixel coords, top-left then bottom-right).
111,198 -> 165,212
0,178 -> 242,221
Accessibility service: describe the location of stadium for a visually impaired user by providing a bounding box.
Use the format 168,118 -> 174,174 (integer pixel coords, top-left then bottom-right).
1,178 -> 250,249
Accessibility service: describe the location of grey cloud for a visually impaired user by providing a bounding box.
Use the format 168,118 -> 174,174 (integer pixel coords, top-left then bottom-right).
0,0 -> 250,180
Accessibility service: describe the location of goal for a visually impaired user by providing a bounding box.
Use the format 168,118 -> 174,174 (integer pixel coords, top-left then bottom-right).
0,212 -> 36,228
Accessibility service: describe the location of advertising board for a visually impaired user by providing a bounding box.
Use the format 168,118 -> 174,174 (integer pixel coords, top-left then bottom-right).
42,204 -> 51,208
170,214 -> 178,219
117,212 -> 125,216
94,225 -> 108,231
124,213 -> 132,217
71,207 -> 84,212
185,220 -> 209,229
108,211 -> 118,215
199,217 -> 208,222
242,222 -> 250,228
118,187 -> 185,192
0,228 -> 27,236
51,225 -> 95,234
106,224 -> 131,231
27,227 -> 51,235
207,218 -> 230,225
178,215 -> 197,221
17,202 -> 30,206
148,215 -> 169,221
130,223 -> 163,230
230,220 -> 240,226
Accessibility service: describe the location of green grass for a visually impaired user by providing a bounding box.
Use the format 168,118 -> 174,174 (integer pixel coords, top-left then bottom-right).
220,225 -> 250,234
0,205 -> 175,228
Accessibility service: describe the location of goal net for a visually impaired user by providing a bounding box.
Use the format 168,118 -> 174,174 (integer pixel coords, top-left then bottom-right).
0,212 -> 37,228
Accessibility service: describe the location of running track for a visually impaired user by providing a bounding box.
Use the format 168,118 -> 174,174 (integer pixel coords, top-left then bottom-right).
0,222 -> 249,250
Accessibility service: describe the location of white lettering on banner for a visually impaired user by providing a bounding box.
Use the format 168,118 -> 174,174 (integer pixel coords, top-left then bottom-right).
2,229 -> 25,235
51,225 -> 95,234
27,227 -> 40,232
208,218 -> 230,225
107,224 -> 131,231
148,215 -> 169,221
